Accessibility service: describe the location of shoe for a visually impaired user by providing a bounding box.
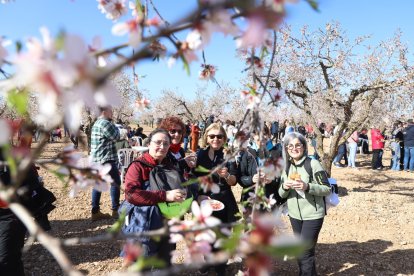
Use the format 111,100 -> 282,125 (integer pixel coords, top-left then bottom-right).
334,163 -> 343,168
91,211 -> 111,221
112,210 -> 119,219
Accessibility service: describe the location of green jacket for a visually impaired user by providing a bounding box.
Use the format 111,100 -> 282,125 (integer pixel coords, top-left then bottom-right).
278,156 -> 331,220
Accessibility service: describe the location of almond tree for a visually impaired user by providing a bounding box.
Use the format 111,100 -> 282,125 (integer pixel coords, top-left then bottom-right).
258,22 -> 414,173
0,1 -> 318,274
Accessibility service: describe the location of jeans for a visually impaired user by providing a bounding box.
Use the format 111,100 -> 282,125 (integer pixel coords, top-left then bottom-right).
290,217 -> 324,276
404,146 -> 414,172
91,161 -> 121,213
372,149 -> 383,169
391,153 -> 400,171
333,144 -> 346,164
347,143 -> 357,167
183,137 -> 189,152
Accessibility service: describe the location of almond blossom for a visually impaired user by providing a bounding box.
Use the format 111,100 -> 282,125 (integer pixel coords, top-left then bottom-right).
192,200 -> 221,227
134,98 -> 150,110
0,37 -> 9,67
269,87 -> 285,102
198,175 -> 220,194
0,119 -> 11,145
97,0 -> 128,21
199,64 -> 217,80
111,19 -> 142,47
69,163 -> 113,197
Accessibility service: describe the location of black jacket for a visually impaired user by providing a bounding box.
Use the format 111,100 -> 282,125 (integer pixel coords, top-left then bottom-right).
403,125 -> 414,147
237,146 -> 283,205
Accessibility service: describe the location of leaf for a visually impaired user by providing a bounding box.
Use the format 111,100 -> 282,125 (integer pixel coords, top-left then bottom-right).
263,240 -> 308,257
221,223 -> 244,254
180,55 -> 191,76
7,89 -> 28,116
180,177 -> 199,187
108,210 -> 127,233
129,256 -> 165,272
15,40 -> 22,53
194,165 -> 210,173
305,0 -> 319,12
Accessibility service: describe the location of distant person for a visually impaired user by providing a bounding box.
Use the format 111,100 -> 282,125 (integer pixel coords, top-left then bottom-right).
347,130 -> 359,168
190,121 -> 200,153
403,119 -> 414,172
183,120 -> 192,152
90,106 -> 121,221
390,136 -> 401,171
204,115 -> 215,132
371,127 -> 385,170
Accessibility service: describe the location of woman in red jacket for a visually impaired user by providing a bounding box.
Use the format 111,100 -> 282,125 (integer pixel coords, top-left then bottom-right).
120,129 -> 187,266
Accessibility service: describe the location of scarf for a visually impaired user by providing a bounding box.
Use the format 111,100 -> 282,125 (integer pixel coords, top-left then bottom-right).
169,143 -> 181,154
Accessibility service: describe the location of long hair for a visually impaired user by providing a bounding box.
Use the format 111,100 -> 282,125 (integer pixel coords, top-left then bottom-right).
282,132 -> 308,169
158,116 -> 186,143
202,122 -> 227,146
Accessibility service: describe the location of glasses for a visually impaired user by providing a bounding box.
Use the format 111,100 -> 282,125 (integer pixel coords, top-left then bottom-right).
151,140 -> 170,147
286,143 -> 303,150
208,134 -> 224,140
169,129 -> 182,135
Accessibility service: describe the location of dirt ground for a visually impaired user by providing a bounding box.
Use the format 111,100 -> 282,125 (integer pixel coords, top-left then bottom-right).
21,133 -> 414,276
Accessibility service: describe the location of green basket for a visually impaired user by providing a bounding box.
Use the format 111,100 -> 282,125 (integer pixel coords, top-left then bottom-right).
158,196 -> 193,219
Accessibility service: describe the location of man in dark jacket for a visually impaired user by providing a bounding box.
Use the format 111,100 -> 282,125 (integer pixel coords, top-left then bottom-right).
403,119 -> 414,172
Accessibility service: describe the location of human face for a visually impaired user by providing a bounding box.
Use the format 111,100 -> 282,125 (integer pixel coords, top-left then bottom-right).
149,133 -> 170,162
168,124 -> 183,145
207,129 -> 225,150
286,138 -> 304,161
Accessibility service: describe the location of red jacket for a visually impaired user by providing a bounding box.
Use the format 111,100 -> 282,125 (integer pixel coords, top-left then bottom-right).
371,128 -> 384,150
124,152 -> 166,205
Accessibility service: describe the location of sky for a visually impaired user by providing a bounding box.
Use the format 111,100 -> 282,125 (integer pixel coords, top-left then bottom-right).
1,0 -> 414,102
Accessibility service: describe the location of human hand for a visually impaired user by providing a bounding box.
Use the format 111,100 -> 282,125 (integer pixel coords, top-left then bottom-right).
217,167 -> 229,178
283,179 -> 295,190
166,189 -> 186,202
291,180 -> 308,191
184,154 -> 197,168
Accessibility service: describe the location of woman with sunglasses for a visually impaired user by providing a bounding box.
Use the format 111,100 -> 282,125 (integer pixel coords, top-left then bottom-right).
159,116 -> 197,173
193,123 -> 238,274
278,132 -> 331,276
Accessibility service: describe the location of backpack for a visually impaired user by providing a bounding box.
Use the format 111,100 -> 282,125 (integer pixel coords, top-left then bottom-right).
285,157 -> 339,210
129,160 -> 185,192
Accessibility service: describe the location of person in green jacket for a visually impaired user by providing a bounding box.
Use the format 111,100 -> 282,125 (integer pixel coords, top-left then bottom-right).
278,132 -> 331,276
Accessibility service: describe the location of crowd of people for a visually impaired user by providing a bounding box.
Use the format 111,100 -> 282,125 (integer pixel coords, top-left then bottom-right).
2,108 -> 413,275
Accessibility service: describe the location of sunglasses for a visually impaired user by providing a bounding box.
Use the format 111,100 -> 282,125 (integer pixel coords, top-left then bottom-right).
208,134 -> 224,140
169,129 -> 183,135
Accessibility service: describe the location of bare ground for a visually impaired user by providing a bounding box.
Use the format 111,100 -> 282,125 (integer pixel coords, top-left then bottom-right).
22,136 -> 414,275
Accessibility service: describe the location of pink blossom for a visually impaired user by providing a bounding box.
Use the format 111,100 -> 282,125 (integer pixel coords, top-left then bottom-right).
122,242 -> 142,265
0,120 -> 11,145
198,176 -> 220,194
191,201 -> 221,227
112,19 -> 142,47
269,88 -> 285,102
135,98 -> 150,110
199,64 -> 217,80
0,37 -> 9,67
97,0 -> 128,21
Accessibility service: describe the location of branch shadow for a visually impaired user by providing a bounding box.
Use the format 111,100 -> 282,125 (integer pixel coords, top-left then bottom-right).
23,218 -> 124,275
272,239 -> 414,275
